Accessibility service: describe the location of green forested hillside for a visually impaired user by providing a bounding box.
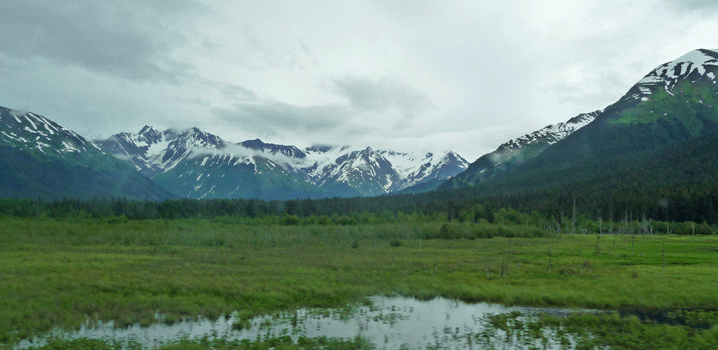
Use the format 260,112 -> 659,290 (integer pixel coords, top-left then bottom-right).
0,145 -> 173,201
0,107 -> 175,200
436,50 -> 718,222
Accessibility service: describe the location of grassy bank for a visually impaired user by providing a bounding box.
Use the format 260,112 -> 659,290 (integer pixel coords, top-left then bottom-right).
1,217 -> 717,345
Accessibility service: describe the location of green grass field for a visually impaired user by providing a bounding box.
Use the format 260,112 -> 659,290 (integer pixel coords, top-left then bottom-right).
1,217 -> 717,348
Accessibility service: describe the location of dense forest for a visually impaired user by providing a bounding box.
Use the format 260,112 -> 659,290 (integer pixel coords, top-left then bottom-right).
2,173 -> 717,236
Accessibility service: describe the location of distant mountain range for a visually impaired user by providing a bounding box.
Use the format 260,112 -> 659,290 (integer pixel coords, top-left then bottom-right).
93,127 -> 469,199
3,48 -> 717,202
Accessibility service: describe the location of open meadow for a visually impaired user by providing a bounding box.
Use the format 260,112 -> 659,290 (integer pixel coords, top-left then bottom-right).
1,217 -> 718,348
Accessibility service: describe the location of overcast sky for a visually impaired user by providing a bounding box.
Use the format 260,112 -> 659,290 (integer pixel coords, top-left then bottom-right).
1,0 -> 717,160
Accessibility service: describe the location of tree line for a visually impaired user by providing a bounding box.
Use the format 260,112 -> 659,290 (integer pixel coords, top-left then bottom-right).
1,176 -> 717,234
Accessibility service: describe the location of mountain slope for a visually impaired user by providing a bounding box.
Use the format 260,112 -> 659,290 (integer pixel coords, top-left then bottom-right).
536,48 -> 718,166
458,48 -> 718,195
152,151 -> 330,200
441,110 -> 602,190
0,107 -> 175,200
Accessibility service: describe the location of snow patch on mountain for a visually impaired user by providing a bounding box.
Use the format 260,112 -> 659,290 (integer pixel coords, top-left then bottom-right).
1,108 -> 96,156
300,146 -> 468,193
632,48 -> 718,101
497,110 -> 601,152
444,109 -> 604,190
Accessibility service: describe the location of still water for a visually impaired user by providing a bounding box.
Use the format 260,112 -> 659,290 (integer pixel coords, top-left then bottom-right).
17,296 -> 585,349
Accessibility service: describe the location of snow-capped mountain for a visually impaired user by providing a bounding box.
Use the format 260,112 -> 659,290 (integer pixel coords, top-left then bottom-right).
445,48 -> 718,194
94,128 -> 469,199
624,48 -> 718,103
585,48 -> 718,140
299,146 -> 469,196
0,106 -> 174,200
442,110 -> 602,189
495,111 -> 599,153
301,146 -> 400,196
0,107 -> 99,157
239,139 -> 307,159
449,49 -> 718,191
93,126 -> 226,175
380,150 -> 470,188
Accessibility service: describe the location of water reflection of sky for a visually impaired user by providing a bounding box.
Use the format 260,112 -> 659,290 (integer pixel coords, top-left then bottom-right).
17,296 -> 582,350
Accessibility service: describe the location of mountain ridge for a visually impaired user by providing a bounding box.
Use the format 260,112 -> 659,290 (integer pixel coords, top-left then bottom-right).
94,126 -> 469,199
0,107 -> 175,200
441,109 -> 602,190
449,48 -> 718,195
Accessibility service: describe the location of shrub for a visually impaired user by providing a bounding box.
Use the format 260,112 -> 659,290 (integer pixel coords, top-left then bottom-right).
438,223 -> 450,239
279,214 -> 301,226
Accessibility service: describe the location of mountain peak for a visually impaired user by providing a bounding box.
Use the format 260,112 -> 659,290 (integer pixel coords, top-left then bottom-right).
306,145 -> 335,153
0,106 -> 175,200
442,151 -> 462,162
138,125 -> 156,134
641,49 -> 718,82
240,139 -> 265,148
451,48 -> 718,196
628,48 -> 718,103
1,106 -> 93,155
172,127 -> 223,148
674,48 -> 718,65
135,125 -> 164,145
240,139 -> 307,159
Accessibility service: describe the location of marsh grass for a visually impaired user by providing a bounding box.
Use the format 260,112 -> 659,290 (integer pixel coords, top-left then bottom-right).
29,336 -> 373,350
1,217 -> 717,346
483,310 -> 718,349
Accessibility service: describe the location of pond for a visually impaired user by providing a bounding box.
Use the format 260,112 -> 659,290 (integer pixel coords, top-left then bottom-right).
16,296 -> 590,350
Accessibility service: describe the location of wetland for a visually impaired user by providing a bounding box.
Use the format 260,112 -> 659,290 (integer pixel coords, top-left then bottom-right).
1,216 -> 718,349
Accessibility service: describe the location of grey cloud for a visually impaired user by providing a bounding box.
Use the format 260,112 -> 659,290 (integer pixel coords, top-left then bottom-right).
188,75 -> 259,103
378,0 -> 435,20
298,39 -> 312,55
235,27 -> 288,71
220,84 -> 259,102
0,0 -> 205,82
668,0 -> 718,11
333,77 -> 435,125
188,143 -> 302,167
335,78 -> 391,111
210,100 -> 380,149
212,102 -> 354,137
188,97 -> 211,106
